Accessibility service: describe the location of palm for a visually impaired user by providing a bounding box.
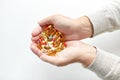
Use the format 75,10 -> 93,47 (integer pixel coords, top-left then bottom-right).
49,40 -> 82,66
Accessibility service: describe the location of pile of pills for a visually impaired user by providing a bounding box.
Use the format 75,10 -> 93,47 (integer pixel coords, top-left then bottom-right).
37,25 -> 67,56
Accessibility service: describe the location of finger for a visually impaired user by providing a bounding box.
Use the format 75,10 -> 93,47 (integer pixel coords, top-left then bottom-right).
30,42 -> 64,66
31,26 -> 42,37
40,54 -> 64,66
30,43 -> 43,57
31,36 -> 40,42
38,15 -> 55,27
40,54 -> 56,63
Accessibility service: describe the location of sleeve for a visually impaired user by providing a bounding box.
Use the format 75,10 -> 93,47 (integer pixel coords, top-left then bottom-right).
87,48 -> 120,80
85,0 -> 120,80
86,0 -> 120,36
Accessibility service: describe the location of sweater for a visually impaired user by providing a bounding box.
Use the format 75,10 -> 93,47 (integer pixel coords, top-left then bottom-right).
86,0 -> 120,80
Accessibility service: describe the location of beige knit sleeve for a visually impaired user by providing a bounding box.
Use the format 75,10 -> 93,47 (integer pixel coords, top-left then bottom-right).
87,0 -> 120,36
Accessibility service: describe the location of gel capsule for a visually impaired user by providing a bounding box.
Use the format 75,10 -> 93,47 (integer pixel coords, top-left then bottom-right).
37,25 -> 67,56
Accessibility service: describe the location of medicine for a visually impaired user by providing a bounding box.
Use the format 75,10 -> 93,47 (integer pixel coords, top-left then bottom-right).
37,25 -> 67,56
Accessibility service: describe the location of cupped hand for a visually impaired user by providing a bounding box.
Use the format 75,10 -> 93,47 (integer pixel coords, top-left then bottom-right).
31,14 -> 93,42
30,40 -> 96,67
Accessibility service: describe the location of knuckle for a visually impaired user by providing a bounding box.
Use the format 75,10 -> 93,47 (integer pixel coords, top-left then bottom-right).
52,14 -> 61,17
52,14 -> 62,20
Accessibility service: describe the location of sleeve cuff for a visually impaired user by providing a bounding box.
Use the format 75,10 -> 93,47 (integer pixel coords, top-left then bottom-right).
86,10 -> 109,36
87,48 -> 119,78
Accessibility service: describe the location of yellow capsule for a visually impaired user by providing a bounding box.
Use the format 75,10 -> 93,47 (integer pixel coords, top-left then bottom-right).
37,44 -> 42,50
37,25 -> 67,56
44,46 -> 51,50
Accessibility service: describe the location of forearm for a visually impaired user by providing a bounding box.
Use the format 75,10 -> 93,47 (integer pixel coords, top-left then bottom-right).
87,48 -> 120,80
86,0 -> 120,36
76,42 -> 120,80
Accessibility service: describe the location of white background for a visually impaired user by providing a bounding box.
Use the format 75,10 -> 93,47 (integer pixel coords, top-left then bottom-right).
0,0 -> 120,80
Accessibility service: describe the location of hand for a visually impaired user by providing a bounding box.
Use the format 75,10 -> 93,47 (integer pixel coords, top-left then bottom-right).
30,40 -> 96,67
31,14 -> 93,42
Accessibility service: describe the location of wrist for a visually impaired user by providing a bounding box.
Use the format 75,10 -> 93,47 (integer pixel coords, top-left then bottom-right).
75,16 -> 94,39
80,46 -> 97,67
